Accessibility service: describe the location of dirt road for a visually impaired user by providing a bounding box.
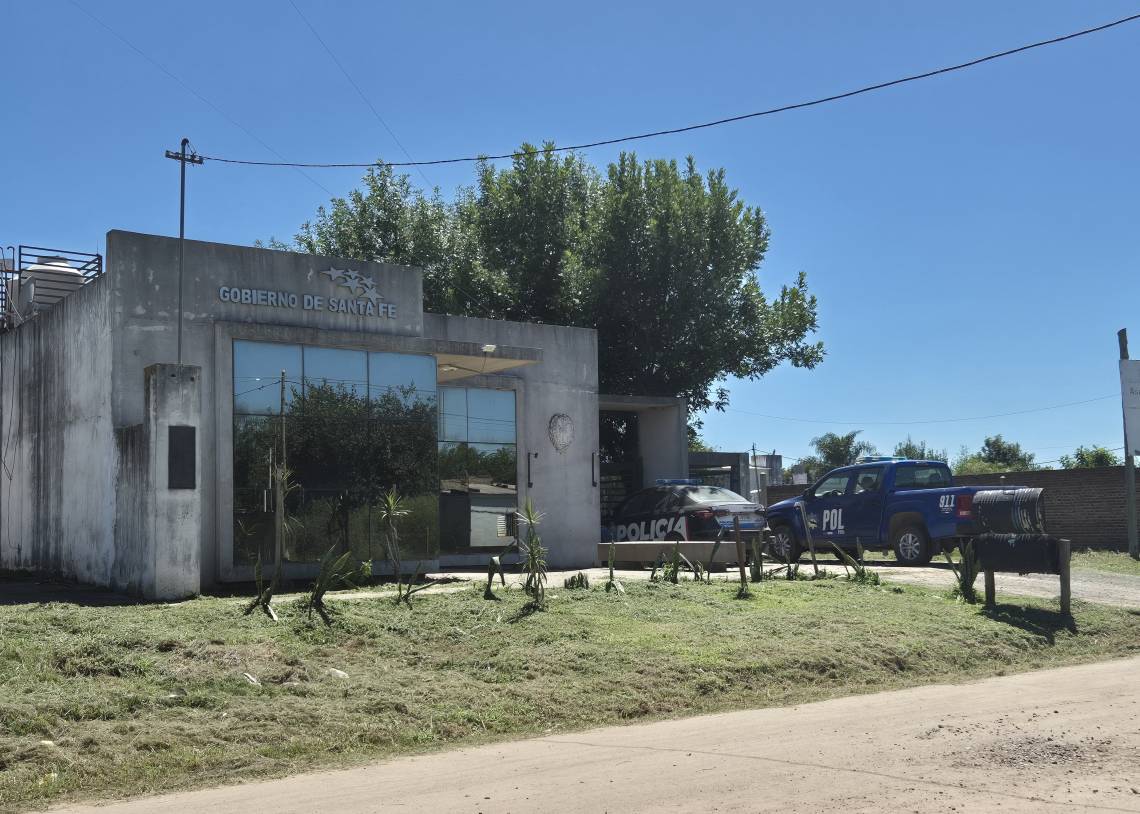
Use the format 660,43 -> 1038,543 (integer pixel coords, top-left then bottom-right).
53,657 -> 1140,813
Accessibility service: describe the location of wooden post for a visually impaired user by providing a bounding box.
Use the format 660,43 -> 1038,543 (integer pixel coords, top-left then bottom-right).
734,516 -> 748,591
1120,330 -> 1139,560
1059,538 -> 1072,616
984,569 -> 996,608
797,502 -> 820,578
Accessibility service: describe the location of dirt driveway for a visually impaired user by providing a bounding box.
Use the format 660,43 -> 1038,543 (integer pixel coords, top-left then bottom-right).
52,656 -> 1140,813
861,562 -> 1140,608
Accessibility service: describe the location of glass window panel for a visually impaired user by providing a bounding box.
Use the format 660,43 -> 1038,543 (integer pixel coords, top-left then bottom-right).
303,346 -> 367,398
233,340 -> 301,414
369,352 -> 437,408
466,389 -> 516,444
233,489 -> 275,565
233,416 -> 275,492
812,473 -> 851,498
439,387 -> 468,442
465,442 -> 517,491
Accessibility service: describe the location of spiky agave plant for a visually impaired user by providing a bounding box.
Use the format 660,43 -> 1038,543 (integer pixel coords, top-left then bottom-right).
303,546 -> 361,624
376,488 -> 411,603
604,541 -> 624,594
944,540 -> 980,604
518,498 -> 548,607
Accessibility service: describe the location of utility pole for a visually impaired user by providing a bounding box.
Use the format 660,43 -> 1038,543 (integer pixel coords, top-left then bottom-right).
164,138 -> 202,368
1119,329 -> 1139,560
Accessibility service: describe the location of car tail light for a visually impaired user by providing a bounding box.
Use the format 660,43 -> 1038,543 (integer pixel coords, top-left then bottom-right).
956,493 -> 973,519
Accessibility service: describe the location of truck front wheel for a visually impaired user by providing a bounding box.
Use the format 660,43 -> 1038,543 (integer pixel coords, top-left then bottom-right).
892,524 -> 932,566
767,523 -> 802,563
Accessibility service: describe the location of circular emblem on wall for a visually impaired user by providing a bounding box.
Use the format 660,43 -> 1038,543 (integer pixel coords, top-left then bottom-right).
548,413 -> 574,453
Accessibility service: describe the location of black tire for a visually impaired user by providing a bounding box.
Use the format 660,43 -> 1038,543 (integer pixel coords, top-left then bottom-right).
892,524 -> 932,566
767,523 -> 802,563
664,531 -> 684,542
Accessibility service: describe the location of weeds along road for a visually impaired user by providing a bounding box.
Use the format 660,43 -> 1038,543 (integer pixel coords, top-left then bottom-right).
53,656 -> 1140,814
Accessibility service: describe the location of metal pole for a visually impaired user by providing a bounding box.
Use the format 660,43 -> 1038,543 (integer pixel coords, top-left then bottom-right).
176,137 -> 188,368
1119,329 -> 1139,560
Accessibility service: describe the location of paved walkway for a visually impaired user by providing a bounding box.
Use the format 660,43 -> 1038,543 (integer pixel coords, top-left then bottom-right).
53,657 -> 1140,813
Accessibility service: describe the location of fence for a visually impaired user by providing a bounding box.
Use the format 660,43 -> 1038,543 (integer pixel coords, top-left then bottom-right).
766,466 -> 1138,551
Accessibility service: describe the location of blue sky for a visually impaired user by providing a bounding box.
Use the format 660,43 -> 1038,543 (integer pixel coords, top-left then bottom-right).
3,0 -> 1137,466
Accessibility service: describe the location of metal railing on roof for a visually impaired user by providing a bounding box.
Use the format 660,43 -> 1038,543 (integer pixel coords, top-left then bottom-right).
1,246 -> 103,329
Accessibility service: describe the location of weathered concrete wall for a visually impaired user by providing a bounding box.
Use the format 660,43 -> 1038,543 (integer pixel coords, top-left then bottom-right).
0,277 -> 116,582
113,365 -> 201,598
424,314 -> 601,568
638,402 -> 689,485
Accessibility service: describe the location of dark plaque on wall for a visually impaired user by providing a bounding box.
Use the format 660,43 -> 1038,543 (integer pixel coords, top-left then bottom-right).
168,425 -> 196,490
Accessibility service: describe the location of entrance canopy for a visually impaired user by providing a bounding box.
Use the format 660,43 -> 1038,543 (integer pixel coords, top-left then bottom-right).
428,339 -> 541,383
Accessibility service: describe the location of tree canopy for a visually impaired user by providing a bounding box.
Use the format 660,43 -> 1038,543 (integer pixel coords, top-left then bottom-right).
1059,445 -> 1121,469
952,434 -> 1036,474
893,436 -> 947,462
797,430 -> 877,478
274,144 -> 823,419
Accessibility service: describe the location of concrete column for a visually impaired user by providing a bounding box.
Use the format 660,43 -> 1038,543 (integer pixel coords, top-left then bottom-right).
114,364 -> 201,599
638,401 -> 689,486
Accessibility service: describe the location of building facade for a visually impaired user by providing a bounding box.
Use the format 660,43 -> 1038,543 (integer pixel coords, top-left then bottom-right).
0,231 -> 690,598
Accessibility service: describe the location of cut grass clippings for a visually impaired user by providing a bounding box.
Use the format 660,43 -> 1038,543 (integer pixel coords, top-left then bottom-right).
1070,548 -> 1140,576
2,579 -> 1139,812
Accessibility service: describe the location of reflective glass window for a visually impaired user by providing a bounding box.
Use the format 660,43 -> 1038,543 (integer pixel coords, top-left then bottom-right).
303,346 -> 367,398
233,340 -> 301,414
466,389 -> 516,444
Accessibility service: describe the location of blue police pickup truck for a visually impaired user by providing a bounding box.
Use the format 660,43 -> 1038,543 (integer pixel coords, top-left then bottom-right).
765,457 -> 1010,565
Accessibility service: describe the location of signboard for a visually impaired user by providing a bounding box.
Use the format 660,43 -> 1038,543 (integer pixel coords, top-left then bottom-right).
1122,360 -> 1140,457
216,267 -> 398,321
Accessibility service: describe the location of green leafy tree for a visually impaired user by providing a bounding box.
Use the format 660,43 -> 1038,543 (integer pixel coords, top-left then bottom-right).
1059,445 -> 1120,469
275,145 -> 823,426
809,430 -> 876,471
952,434 -> 1036,474
893,436 -> 947,462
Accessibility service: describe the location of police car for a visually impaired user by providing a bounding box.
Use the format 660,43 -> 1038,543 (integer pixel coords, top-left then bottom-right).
609,480 -> 766,542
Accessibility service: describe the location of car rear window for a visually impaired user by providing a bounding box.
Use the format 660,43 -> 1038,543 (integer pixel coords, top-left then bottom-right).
680,486 -> 750,505
894,465 -> 951,489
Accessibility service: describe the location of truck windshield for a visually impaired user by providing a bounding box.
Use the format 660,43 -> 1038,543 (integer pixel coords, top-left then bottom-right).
894,465 -> 951,489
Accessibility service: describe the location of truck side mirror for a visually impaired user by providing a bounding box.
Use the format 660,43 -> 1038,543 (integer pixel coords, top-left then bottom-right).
802,488 -> 812,499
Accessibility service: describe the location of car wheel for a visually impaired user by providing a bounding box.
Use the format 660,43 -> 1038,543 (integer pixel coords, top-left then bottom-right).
892,524 -> 932,566
664,531 -> 684,542
767,523 -> 801,563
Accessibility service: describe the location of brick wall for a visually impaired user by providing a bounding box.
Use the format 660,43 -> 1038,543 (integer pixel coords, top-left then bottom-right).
766,466 -> 1138,550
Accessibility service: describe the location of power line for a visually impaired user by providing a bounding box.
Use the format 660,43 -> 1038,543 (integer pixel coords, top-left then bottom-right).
721,393 -> 1119,427
198,11 -> 1140,170
286,0 -> 432,188
66,0 -> 334,198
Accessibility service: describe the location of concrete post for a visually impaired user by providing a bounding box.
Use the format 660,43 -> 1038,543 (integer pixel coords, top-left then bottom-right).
115,364 -> 201,599
147,364 -> 201,599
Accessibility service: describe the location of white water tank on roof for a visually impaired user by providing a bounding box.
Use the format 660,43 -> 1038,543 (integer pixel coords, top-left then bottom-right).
21,256 -> 85,309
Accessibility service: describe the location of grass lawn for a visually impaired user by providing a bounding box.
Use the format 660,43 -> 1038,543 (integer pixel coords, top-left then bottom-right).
1070,548 -> 1140,576
2,578 -> 1139,812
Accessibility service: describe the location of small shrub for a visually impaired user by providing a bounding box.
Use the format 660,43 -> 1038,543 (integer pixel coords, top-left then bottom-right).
831,542 -> 881,586
564,572 -> 590,590
302,546 -> 365,624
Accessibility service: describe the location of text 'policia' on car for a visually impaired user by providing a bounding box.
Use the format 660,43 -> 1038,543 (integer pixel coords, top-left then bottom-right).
608,479 -> 765,542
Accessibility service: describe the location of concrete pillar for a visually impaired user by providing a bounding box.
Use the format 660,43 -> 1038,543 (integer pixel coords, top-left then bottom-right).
114,364 -> 201,599
638,401 -> 689,486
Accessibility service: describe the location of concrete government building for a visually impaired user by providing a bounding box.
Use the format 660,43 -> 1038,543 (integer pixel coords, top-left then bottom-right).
0,232 -> 688,597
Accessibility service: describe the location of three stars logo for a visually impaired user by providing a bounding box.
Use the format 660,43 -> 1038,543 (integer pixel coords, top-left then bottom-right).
321,267 -> 385,308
